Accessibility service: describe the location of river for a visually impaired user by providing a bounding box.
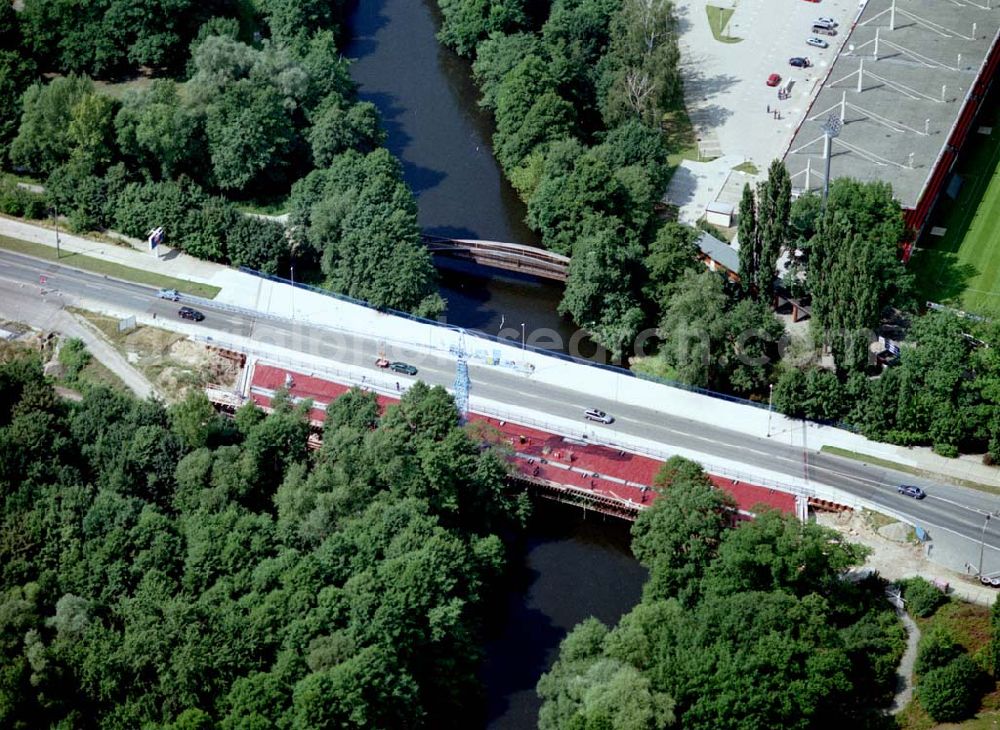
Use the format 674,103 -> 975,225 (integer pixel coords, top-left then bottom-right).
343,6 -> 646,725
478,500 -> 648,728
344,0 -> 603,359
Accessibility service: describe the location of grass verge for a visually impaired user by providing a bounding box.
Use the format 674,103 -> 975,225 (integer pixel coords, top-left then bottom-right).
0,234 -> 220,299
860,508 -> 898,531
820,445 -> 1000,496
732,161 -> 759,175
706,6 -> 742,43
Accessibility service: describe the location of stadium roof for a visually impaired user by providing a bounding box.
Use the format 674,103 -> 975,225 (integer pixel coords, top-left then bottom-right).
783,0 -> 1000,209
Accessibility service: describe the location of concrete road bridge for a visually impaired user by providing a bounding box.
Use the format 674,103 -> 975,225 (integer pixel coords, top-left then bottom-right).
2,245 -> 998,578
420,234 -> 569,281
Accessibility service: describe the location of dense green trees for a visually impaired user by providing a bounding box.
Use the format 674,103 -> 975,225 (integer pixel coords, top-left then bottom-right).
437,0 -> 529,57
538,459 -> 905,729
775,311 -> 1000,454
0,5 -> 38,149
809,179 -> 911,373
653,269 -> 784,392
918,655 -> 984,722
289,149 -> 444,315
437,0 -> 686,356
642,221 -> 700,304
992,598 -> 1000,674
19,0 -> 228,76
600,0 -> 682,128
0,356 -> 526,728
9,75 -> 99,175
204,80 -> 294,191
558,217 -> 645,360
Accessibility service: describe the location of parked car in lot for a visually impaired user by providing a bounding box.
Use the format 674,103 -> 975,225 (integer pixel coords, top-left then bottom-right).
980,574 -> 1000,588
789,57 -> 812,68
389,361 -> 417,375
806,36 -> 829,48
766,73 -> 782,86
816,16 -> 837,27
897,484 -> 926,500
811,24 -> 837,35
158,288 -> 180,301
802,0 -> 820,3
584,408 -> 614,424
178,306 -> 204,322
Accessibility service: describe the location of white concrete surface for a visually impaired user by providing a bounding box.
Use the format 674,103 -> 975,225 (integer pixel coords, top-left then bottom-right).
675,0 -> 860,167
665,0 -> 863,215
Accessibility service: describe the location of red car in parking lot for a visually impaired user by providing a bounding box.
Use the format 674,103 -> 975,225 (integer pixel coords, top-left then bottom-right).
766,73 -> 781,87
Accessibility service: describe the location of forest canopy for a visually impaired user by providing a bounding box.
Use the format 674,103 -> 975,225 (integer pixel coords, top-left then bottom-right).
0,355 -> 528,728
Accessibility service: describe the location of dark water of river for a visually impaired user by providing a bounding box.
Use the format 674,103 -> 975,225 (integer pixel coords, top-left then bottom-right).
343,7 -> 646,727
479,500 -> 647,729
343,0 -> 586,353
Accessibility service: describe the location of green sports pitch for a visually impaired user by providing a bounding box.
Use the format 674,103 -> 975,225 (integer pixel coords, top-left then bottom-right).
911,114 -> 1000,318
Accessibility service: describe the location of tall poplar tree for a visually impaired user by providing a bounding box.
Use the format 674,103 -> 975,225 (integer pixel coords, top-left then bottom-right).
755,159 -> 791,301
737,182 -> 758,292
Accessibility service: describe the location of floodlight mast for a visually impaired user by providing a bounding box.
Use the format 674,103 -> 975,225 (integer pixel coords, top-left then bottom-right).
821,115 -> 843,203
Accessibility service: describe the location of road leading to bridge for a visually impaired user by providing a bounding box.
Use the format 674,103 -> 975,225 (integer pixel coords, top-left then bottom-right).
1,248 -> 997,573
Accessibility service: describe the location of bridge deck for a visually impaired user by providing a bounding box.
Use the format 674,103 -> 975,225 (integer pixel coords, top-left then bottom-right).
421,235 -> 570,281
219,362 -> 797,520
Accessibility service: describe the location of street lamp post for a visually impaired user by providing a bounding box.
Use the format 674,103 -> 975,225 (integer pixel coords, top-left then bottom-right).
521,323 -> 526,350
53,205 -> 61,259
978,513 -> 992,578
821,114 -> 843,204
766,383 -> 774,438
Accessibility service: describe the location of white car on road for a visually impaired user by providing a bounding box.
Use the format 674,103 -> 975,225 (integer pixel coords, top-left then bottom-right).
807,36 -> 829,48
584,408 -> 614,424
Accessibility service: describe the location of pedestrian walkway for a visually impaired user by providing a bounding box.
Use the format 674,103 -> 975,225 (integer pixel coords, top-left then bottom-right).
62,311 -> 158,399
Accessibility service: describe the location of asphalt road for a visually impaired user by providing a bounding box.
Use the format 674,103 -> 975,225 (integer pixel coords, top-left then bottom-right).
2,249 -> 998,572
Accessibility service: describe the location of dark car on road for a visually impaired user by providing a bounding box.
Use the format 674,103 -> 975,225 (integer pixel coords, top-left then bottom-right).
389,361 -> 417,375
897,484 -> 926,499
178,306 -> 205,322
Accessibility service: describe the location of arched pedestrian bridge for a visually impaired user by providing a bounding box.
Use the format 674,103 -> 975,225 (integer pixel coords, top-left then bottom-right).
420,234 -> 570,281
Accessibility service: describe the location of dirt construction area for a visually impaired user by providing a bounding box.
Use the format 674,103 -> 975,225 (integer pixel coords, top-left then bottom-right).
818,510 -> 998,606
73,310 -> 242,402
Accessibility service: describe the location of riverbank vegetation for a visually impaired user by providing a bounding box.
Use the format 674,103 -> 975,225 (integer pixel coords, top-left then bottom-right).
436,0 -> 695,358
0,354 -> 527,727
537,458 -> 910,728
0,1 -> 442,315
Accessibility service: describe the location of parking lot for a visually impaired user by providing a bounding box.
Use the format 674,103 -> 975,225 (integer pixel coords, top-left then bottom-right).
673,0 -> 864,168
